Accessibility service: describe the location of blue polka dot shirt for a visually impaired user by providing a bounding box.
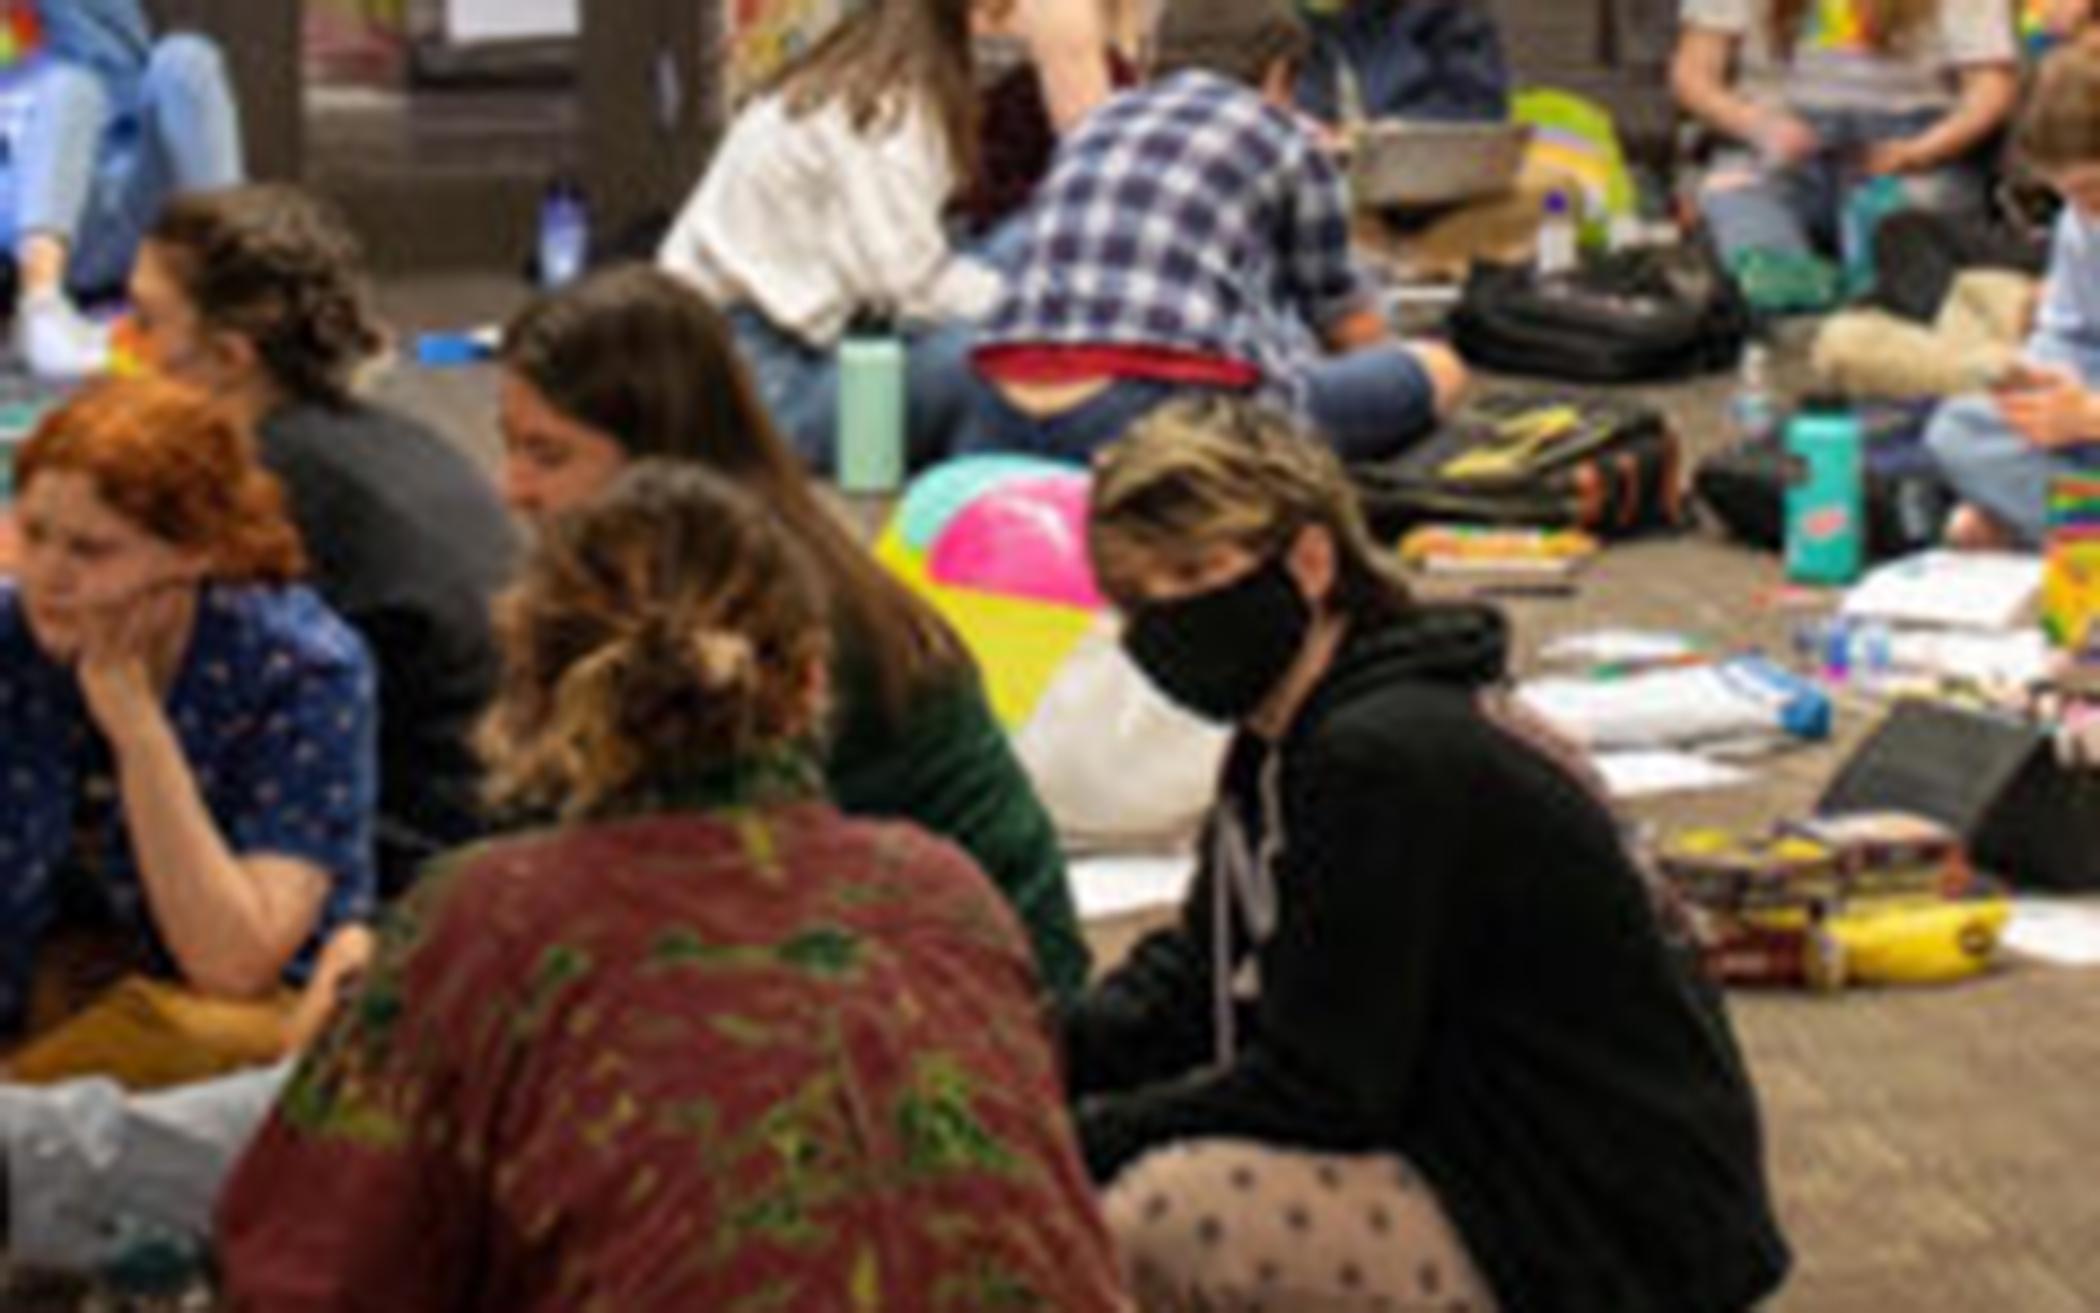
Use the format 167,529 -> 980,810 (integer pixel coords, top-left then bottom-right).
0,582 -> 379,1032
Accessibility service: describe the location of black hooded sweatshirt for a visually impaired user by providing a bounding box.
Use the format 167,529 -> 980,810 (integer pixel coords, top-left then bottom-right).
1064,604 -> 1790,1313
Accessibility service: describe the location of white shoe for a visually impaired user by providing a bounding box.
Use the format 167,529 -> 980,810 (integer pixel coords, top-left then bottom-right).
16,290 -> 110,379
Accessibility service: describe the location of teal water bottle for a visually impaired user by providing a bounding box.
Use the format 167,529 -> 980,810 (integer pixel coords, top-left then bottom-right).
1784,407 -> 1866,586
836,335 -> 907,494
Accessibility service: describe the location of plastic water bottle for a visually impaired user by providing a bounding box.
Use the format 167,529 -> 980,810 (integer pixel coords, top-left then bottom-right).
1792,616 -> 1893,683
1784,407 -> 1866,586
835,335 -> 906,494
1536,189 -> 1579,277
538,176 -> 590,290
1729,343 -> 1779,447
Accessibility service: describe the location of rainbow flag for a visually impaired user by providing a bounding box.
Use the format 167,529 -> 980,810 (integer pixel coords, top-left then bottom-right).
0,4 -> 41,69
2024,0 -> 2069,55
1802,0 -> 1875,53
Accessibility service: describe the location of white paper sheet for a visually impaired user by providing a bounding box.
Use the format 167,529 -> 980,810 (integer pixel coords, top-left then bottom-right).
1069,854 -> 1192,923
1841,550 -> 2043,632
1592,749 -> 1754,799
2004,898 -> 2100,967
1540,629 -> 1701,667
1886,628 -> 2054,688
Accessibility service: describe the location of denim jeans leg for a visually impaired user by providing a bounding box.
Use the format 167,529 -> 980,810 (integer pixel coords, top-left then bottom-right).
69,35 -> 246,292
1698,150 -> 1826,263
1924,392 -> 2084,547
11,61 -> 111,262
967,377 -> 1183,460
904,318 -> 991,468
727,309 -> 840,472
1302,344 -> 1439,463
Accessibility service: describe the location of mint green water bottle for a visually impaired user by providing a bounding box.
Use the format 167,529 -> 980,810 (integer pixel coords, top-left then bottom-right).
836,335 -> 906,494
1784,407 -> 1865,586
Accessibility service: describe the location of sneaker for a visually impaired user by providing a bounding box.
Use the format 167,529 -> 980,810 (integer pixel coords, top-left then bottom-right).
15,289 -> 111,379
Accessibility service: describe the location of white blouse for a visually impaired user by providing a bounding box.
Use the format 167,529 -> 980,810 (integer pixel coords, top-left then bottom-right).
659,90 -> 1003,348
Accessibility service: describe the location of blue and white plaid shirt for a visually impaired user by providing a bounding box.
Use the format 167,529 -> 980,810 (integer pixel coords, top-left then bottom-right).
977,70 -> 1371,407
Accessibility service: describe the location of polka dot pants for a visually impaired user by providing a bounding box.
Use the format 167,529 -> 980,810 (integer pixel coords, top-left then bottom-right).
1103,1140 -> 1499,1313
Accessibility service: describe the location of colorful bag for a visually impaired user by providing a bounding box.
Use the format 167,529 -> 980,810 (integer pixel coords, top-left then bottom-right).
1353,394 -> 1684,538
1656,812 -> 2006,989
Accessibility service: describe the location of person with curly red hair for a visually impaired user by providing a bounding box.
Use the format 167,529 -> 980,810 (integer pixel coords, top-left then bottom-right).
0,374 -> 377,1091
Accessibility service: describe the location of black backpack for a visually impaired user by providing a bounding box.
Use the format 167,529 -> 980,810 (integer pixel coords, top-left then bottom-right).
1694,402 -> 1952,562
1449,238 -> 1751,383
1352,393 -> 1685,539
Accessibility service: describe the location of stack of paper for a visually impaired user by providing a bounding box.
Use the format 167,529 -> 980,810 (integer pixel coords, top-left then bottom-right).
1519,657 -> 1830,753
1841,550 -> 2043,631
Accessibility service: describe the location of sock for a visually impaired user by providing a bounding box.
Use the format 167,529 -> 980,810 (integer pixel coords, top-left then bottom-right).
16,289 -> 110,379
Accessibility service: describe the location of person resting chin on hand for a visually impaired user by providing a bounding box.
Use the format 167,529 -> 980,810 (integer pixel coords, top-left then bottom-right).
1926,43 -> 2100,552
0,375 -> 378,1091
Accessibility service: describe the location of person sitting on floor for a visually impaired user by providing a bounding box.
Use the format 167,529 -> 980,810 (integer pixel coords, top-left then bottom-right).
127,184 -> 517,897
0,375 -> 376,1092
1928,36 -> 2100,549
500,265 -> 1089,1000
0,264 -> 1094,1283
1293,0 -> 1511,127
8,0 -> 245,377
1068,395 -> 1790,1312
961,0 -> 1140,235
658,0 -> 1015,470
214,461 -> 1132,1312
971,0 -> 1467,461
1671,0 -> 2019,272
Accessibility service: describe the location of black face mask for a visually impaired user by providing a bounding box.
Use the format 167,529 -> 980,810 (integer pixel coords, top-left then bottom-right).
1121,555 -> 1314,724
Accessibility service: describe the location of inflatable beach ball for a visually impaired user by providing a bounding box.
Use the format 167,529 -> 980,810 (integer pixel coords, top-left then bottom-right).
876,456 -> 1227,848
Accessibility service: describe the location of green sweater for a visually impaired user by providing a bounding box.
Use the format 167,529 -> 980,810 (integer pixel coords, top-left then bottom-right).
827,636 -> 1090,1002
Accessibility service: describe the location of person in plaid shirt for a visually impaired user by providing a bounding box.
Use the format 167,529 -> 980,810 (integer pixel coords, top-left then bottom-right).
971,0 -> 1467,460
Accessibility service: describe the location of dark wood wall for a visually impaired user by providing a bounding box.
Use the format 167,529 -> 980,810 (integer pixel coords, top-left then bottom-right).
580,0 -> 726,241
145,0 -> 304,181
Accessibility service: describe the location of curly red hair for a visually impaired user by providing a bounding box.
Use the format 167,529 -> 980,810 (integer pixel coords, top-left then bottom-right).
15,376 -> 306,584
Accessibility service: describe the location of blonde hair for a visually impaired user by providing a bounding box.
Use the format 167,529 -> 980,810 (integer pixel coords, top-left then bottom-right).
1088,396 -> 1412,622
480,462 -> 831,820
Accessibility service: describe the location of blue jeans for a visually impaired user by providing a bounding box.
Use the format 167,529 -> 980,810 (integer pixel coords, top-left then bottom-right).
965,376 -> 1184,462
0,1062 -> 288,1272
1925,392 -> 2100,547
1303,343 -> 1440,463
1698,108 -> 1987,266
727,309 -> 989,474
9,34 -> 246,292
1295,0 -> 1509,123
966,345 -> 1439,464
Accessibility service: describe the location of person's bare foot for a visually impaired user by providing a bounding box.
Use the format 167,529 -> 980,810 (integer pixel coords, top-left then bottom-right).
1943,503 -> 2019,551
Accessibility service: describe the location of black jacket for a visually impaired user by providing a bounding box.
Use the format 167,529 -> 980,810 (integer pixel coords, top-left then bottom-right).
1064,604 -> 1789,1313
260,400 -> 517,897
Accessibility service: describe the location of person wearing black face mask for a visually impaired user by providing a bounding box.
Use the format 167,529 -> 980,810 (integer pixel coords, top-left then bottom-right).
1066,396 -> 1789,1313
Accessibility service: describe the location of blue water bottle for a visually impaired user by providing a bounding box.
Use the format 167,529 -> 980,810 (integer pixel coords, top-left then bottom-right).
1784,407 -> 1866,586
538,176 -> 590,290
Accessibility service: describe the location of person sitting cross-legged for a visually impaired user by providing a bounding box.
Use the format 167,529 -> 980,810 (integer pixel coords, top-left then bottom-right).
970,0 -> 1467,462
214,462 -> 1132,1313
0,375 -> 377,1092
